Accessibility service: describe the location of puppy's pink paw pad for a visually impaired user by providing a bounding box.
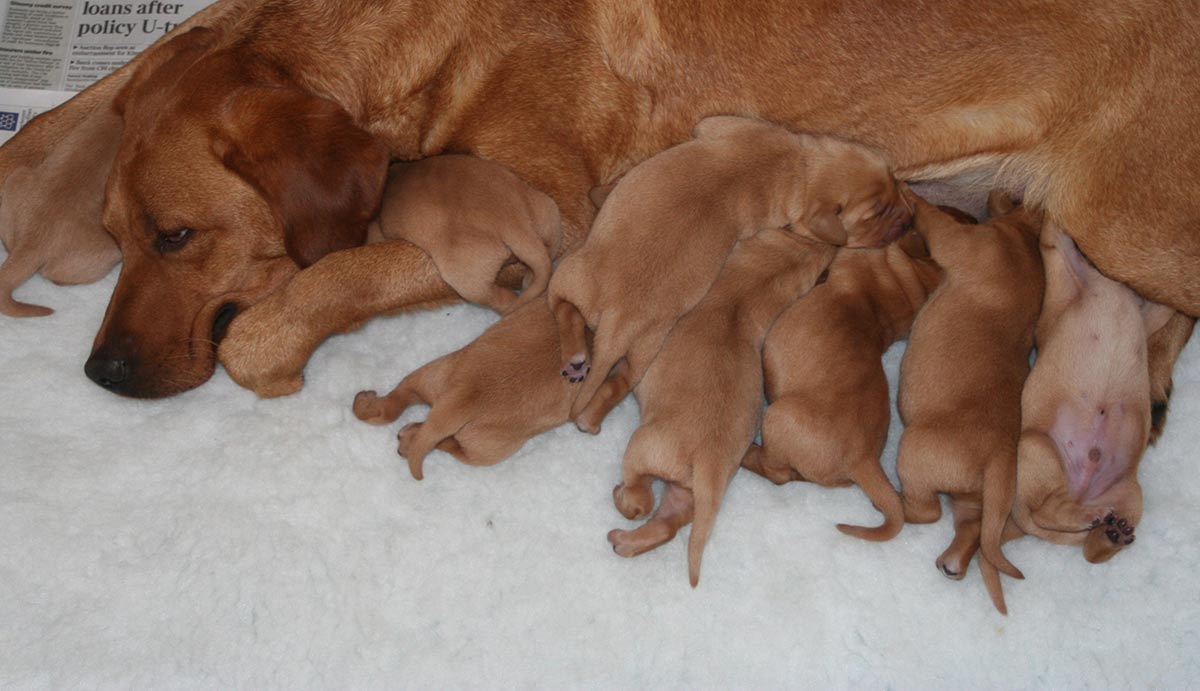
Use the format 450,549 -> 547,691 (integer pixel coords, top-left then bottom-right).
561,358 -> 590,383
1104,514 -> 1136,546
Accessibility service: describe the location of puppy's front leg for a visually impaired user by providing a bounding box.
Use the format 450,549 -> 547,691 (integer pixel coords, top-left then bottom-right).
219,239 -> 460,397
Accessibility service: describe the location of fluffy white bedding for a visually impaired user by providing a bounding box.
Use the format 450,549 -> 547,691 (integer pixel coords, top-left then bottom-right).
2,242 -> 1198,688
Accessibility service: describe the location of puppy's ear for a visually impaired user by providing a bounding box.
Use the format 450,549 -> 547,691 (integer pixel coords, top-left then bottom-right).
218,88 -> 389,267
798,204 -> 847,245
113,27 -> 216,117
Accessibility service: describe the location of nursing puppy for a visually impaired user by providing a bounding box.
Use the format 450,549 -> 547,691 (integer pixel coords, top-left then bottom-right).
1010,231 -> 1171,563
550,115 -> 911,432
607,228 -> 835,586
741,229 -> 942,541
895,190 -> 1043,611
372,155 -> 561,314
352,300 -> 582,479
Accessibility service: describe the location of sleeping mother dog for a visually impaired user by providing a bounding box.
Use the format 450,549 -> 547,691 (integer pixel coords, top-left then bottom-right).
0,0 -> 1196,415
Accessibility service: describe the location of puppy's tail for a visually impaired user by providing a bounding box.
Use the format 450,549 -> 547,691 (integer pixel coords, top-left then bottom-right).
980,451 -> 1023,580
838,460 -> 904,542
979,520 -> 1025,615
688,461 -> 731,588
0,246 -> 53,317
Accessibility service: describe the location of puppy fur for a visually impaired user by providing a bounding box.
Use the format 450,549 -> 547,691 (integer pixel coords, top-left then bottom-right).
895,190 -> 1044,613
742,230 -> 942,541
0,105 -> 122,317
607,228 -> 836,586
1009,230 -> 1172,563
550,115 -> 911,433
352,299 -> 583,479
371,155 -> 561,314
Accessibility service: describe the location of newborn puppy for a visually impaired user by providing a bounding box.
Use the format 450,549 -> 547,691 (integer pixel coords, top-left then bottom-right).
1010,230 -> 1171,563
741,229 -> 942,540
549,115 -> 911,432
372,155 -> 561,313
607,228 -> 835,586
895,190 -> 1044,612
352,300 -> 582,479
0,105 -> 122,317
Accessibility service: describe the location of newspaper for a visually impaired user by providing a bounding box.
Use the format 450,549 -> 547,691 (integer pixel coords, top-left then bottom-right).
0,0 -> 212,144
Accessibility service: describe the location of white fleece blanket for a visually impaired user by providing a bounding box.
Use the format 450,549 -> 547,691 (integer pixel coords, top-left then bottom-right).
2,245 -> 1198,689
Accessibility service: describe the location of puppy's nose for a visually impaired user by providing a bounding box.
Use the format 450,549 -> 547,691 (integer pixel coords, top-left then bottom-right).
84,354 -> 129,389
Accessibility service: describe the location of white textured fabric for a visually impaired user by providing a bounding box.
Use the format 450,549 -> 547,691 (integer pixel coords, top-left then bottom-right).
2,252 -> 1198,688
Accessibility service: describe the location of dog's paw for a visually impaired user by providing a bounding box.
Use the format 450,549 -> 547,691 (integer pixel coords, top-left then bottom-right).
353,390 -> 389,424
607,528 -> 640,558
1100,513 -> 1136,546
560,356 -> 590,383
613,482 -> 654,520
218,302 -> 309,397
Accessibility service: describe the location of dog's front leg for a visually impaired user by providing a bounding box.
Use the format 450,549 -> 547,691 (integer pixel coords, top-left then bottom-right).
218,239 -> 460,397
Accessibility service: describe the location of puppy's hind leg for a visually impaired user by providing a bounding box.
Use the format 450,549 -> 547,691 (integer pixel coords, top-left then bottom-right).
396,401 -> 469,480
896,428 -> 945,524
838,456 -> 905,542
935,497 -> 982,580
0,246 -> 53,317
608,482 -> 694,559
352,359 -> 446,424
549,295 -> 589,382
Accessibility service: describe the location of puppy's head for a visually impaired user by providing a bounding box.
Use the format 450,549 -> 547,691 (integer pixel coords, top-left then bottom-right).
798,138 -> 911,248
88,29 -> 389,398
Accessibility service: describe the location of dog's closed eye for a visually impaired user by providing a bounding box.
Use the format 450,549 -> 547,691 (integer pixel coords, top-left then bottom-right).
155,227 -> 193,253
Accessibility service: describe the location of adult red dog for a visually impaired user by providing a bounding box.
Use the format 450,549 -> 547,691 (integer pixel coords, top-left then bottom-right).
0,0 -> 1196,411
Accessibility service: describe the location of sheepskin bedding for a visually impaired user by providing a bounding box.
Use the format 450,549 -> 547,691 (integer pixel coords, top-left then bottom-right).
2,238 -> 1198,688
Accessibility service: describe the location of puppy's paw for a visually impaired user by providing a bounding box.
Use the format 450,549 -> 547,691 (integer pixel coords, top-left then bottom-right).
353,390 -> 389,424
607,528 -> 640,558
560,355 -> 590,383
1101,513 -> 1136,546
613,482 -> 654,520
397,423 -> 426,480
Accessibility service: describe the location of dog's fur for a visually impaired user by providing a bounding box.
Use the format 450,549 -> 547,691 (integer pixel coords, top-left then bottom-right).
1008,231 -> 1172,563
0,105 -> 122,317
895,190 -> 1044,614
372,155 -> 561,314
0,0 -> 1195,404
741,230 -> 942,541
550,116 -> 909,432
352,300 -> 583,480
607,228 -> 835,586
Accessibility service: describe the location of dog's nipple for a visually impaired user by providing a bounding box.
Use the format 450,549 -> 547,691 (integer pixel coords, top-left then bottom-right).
1088,447 -> 1102,464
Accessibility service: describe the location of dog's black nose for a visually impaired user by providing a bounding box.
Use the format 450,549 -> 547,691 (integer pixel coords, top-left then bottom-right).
84,355 -> 128,389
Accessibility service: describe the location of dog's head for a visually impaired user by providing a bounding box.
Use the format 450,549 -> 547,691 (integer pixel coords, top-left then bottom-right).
86,29 -> 390,398
798,138 -> 912,248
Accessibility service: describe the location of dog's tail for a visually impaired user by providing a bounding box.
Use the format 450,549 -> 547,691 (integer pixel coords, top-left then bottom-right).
979,519 -> 1025,615
687,460 -> 731,588
838,460 -> 905,542
980,450 -> 1023,580
0,246 -> 53,317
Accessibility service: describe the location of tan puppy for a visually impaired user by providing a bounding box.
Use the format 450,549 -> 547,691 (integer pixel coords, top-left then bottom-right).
352,300 -> 582,480
550,115 -> 911,432
1010,231 -> 1172,562
0,105 -> 123,317
895,190 -> 1043,612
741,230 -> 942,541
607,228 -> 836,586
372,155 -> 561,314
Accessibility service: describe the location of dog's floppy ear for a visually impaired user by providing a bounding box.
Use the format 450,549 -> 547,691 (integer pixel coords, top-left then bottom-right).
802,205 -> 848,245
113,27 -> 216,117
217,87 -> 389,267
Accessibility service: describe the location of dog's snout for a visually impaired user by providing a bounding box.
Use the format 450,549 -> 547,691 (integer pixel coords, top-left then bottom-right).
84,353 -> 129,390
